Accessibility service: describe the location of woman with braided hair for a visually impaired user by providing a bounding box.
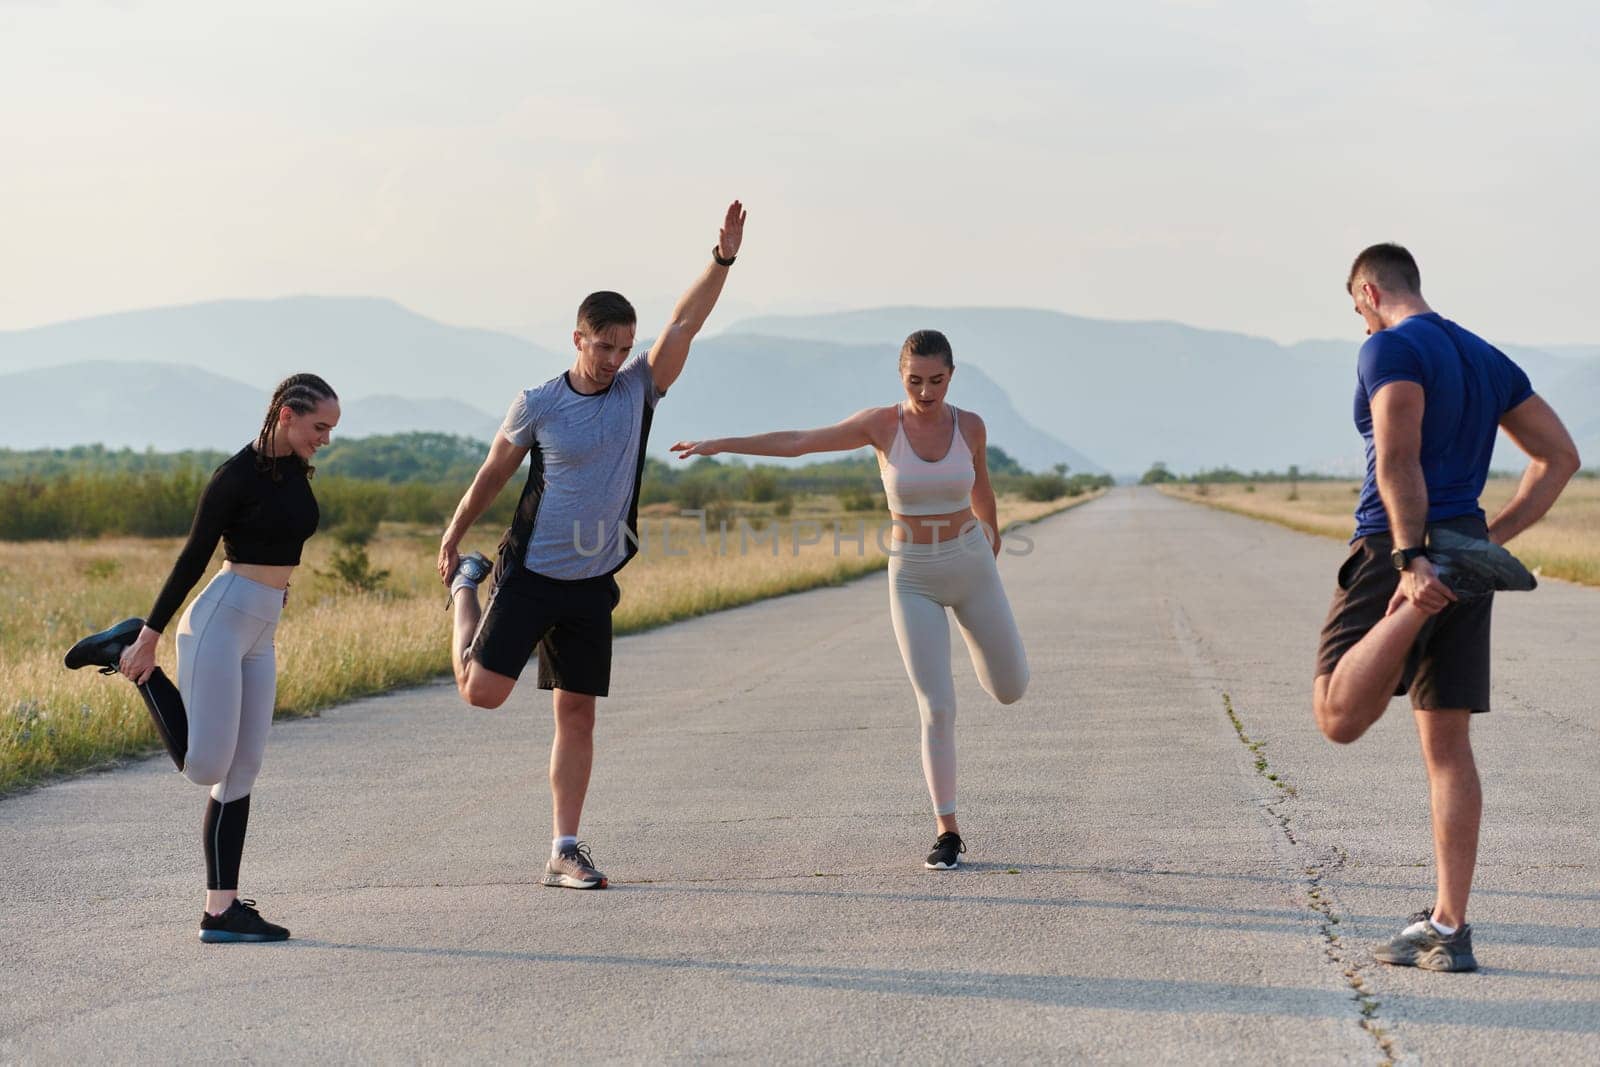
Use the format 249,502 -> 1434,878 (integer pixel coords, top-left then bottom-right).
65,373 -> 339,942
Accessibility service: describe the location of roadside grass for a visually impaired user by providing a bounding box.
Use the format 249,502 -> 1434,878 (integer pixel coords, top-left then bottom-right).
0,491 -> 1100,794
1160,478 -> 1600,588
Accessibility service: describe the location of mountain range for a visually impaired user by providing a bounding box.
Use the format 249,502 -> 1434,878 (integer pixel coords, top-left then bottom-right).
2,297 -> 1593,475
0,299 -> 1096,472
730,308 -> 1600,474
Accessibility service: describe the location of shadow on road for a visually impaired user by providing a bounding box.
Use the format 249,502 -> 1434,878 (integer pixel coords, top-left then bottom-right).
619,881 -> 1600,949
288,938 -> 1600,1033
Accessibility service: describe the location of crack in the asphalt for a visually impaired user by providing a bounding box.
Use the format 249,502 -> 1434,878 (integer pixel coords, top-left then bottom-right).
1222,692 -> 1400,1067
1502,687 -> 1597,736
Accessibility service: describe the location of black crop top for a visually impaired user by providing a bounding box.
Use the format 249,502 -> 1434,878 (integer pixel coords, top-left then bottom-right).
146,445 -> 321,633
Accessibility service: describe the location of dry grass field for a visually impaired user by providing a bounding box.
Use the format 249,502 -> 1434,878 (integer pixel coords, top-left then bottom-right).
0,492 -> 1095,793
1161,477 -> 1600,587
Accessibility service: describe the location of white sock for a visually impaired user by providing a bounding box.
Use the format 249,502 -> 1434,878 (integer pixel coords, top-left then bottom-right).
449,573 -> 480,599
1429,917 -> 1458,936
552,835 -> 578,858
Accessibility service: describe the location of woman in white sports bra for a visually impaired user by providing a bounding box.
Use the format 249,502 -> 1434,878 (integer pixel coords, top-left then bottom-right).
670,329 -> 1029,870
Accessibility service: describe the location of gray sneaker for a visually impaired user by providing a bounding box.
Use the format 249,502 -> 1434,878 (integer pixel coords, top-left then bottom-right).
444,551 -> 495,609
1373,909 -> 1478,972
542,841 -> 608,889
1426,527 -> 1536,599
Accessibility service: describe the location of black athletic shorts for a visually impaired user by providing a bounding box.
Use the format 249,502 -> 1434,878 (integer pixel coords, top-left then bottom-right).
1314,514 -> 1493,712
468,560 -> 622,697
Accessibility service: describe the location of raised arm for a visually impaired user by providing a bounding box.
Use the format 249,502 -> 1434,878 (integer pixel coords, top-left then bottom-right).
1371,381 -> 1455,612
1488,394 -> 1581,545
437,433 -> 530,582
647,200 -> 746,395
671,407 -> 884,460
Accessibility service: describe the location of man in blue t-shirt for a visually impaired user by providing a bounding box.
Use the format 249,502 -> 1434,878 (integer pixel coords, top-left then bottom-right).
1313,243 -> 1581,972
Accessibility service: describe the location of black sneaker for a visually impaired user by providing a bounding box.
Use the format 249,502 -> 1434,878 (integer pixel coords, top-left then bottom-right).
542,841 -> 608,889
1373,908 -> 1477,972
198,899 -> 291,943
925,831 -> 966,870
1426,527 -> 1536,599
63,617 -> 145,674
444,551 -> 495,609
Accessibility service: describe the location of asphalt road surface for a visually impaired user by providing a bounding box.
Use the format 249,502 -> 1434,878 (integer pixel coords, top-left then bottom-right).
3,488 -> 1595,1063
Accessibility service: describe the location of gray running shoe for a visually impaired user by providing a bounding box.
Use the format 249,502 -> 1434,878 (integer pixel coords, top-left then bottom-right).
542,841 -> 608,889
1373,909 -> 1478,972
444,551 -> 494,609
1425,527 -> 1536,599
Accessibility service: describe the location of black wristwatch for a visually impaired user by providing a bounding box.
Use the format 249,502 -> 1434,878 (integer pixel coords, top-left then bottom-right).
1391,546 -> 1428,572
712,246 -> 736,267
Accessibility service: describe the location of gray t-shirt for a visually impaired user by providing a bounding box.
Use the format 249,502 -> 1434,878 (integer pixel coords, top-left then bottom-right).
499,354 -> 663,579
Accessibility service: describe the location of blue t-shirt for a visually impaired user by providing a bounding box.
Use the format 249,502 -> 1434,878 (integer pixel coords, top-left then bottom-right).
1351,313 -> 1532,540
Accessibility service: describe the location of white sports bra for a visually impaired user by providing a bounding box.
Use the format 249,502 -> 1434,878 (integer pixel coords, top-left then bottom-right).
877,404 -> 976,515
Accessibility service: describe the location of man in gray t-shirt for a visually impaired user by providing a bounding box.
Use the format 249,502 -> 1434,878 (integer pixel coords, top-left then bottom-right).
437,201 -> 747,890
496,349 -> 663,580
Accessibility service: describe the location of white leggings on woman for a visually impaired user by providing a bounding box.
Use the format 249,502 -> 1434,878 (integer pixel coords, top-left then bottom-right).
176,571 -> 282,803
888,524 -> 1029,816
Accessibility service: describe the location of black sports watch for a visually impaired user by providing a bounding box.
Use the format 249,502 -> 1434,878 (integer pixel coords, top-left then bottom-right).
1391,546 -> 1428,572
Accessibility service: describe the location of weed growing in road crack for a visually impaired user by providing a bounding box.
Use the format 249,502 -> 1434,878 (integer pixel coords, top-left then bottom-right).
1221,692 -> 1398,1065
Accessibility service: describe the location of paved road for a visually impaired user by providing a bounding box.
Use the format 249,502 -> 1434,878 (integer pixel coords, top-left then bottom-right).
2,488 -> 1595,1063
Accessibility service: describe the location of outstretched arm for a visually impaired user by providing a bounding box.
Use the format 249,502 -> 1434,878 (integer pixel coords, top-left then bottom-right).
648,200 -> 746,395
672,408 -> 881,460
1489,394 -> 1581,545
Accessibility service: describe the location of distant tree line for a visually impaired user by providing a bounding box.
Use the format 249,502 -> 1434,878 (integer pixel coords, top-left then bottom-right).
0,434 -> 1110,541
1139,461 -> 1346,485
1137,460 -> 1600,485
0,443 -> 231,480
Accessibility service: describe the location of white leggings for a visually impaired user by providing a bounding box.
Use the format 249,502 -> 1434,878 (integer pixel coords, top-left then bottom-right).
888,525 -> 1029,816
176,571 -> 282,803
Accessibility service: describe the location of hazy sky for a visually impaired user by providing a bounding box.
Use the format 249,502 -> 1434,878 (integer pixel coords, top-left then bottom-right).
4,1 -> 1597,346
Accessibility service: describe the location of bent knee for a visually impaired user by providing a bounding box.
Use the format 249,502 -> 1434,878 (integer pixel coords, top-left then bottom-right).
461,678 -> 507,709
994,669 -> 1029,706
183,758 -> 228,787
1313,700 -> 1366,745
1320,722 -> 1365,745
464,686 -> 508,710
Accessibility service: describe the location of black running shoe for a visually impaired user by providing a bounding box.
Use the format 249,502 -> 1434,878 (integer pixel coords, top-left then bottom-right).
1426,527 -> 1536,599
444,551 -> 495,609
198,899 -> 290,943
925,831 -> 966,870
1373,908 -> 1477,972
63,617 -> 145,674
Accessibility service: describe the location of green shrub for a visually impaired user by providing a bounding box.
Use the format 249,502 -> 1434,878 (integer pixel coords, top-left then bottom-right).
840,487 -> 879,512
674,477 -> 723,511
746,469 -> 779,503
81,558 -> 121,581
1020,473 -> 1068,502
317,542 -> 392,594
